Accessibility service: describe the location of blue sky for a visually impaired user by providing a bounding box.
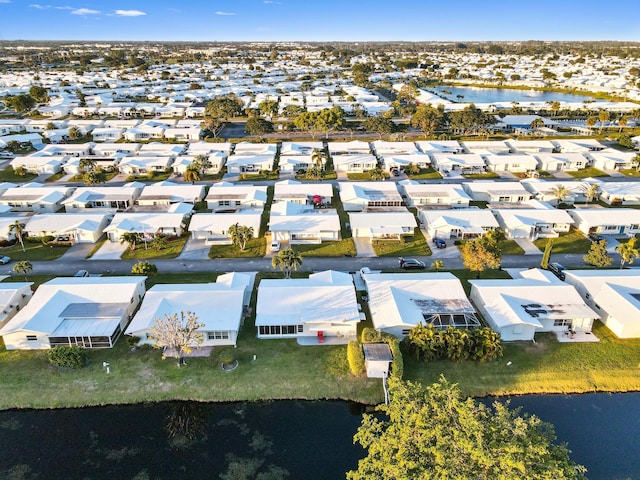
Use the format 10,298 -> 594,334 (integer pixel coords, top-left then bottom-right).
0,0 -> 639,42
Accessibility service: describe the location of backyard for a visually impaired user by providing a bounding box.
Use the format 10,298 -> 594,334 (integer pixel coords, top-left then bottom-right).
533,229 -> 592,254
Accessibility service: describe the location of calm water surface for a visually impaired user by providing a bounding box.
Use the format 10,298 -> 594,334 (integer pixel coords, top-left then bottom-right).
435,85 -> 604,104
0,394 -> 638,480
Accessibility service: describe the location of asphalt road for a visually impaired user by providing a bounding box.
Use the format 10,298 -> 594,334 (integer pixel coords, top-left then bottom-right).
19,251 -> 618,278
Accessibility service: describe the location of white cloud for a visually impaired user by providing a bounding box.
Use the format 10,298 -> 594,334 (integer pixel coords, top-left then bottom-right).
29,4 -> 50,8
114,9 -> 146,17
264,1 -> 282,4
215,11 -> 235,15
55,5 -> 74,9
71,8 -> 100,15
0,0 -> 11,4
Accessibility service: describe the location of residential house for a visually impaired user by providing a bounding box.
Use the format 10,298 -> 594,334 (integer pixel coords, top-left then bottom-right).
494,207 -> 574,239
327,140 -> 371,156
431,153 -> 486,174
103,212 -> 187,242
24,213 -> 112,243
280,141 -> 324,156
62,184 -> 143,212
0,283 -> 34,330
332,154 -> 378,173
533,152 -> 589,172
92,142 -> 141,157
506,139 -> 557,154
0,133 -> 44,149
125,273 -> 251,347
205,183 -> 267,212
256,270 -> 361,342
0,183 -> 74,213
567,208 -> 640,237
62,155 -> 121,176
226,155 -> 275,175
189,210 -> 262,244
118,156 -> 174,175
172,152 -> 227,175
461,140 -> 512,155
136,181 -> 205,208
483,153 -> 539,173
273,180 -> 333,205
269,201 -> 340,244
553,139 -> 606,153
338,181 -> 403,211
9,155 -> 67,175
348,210 -> 417,240
381,154 -> 431,172
399,181 -> 471,208
186,141 -> 233,157
415,140 -> 464,155
0,277 -> 146,350
419,209 -> 499,240
592,180 -> 640,206
462,181 -> 534,204
587,150 -> 636,171
164,126 -> 201,141
564,269 -> 640,338
232,142 -> 278,156
362,271 -> 479,339
521,179 -> 589,205
470,268 -> 599,342
371,141 -> 420,156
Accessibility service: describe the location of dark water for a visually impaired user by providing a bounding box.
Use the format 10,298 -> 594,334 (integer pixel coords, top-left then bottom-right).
0,394 -> 638,480
435,85 -> 604,104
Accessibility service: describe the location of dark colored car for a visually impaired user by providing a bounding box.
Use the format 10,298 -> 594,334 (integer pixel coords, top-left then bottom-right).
399,258 -> 426,270
588,233 -> 604,242
434,238 -> 446,249
547,262 -> 566,280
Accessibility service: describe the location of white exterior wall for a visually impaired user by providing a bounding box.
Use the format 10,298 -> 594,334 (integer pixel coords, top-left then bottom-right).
2,329 -> 50,350
365,359 -> 391,378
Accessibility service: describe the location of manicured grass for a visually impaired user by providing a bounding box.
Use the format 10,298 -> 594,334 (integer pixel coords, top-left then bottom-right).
0,241 -> 70,261
372,228 -> 432,257
148,272 -> 221,287
533,229 -> 592,254
121,236 -> 188,260
294,170 -> 338,181
293,239 -> 356,257
462,172 -> 500,179
568,167 -> 609,179
407,167 -> 442,180
450,268 -> 512,295
469,201 -> 489,209
404,321 -> 640,398
208,237 -> 267,258
0,167 -> 37,182
125,171 -> 173,182
44,171 -> 66,182
512,170 -> 553,179
69,171 -> 119,182
498,240 -> 526,255
619,169 -> 640,177
2,274 -> 56,288
238,171 -> 279,181
346,171 -> 390,181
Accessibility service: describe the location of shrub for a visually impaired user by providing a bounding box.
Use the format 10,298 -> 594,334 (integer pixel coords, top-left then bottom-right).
131,261 -> 157,275
126,335 -> 141,349
361,327 -> 381,343
388,337 -> 403,380
48,345 -> 88,369
347,341 -> 366,376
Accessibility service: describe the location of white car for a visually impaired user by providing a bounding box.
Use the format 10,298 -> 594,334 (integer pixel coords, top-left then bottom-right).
270,240 -> 281,252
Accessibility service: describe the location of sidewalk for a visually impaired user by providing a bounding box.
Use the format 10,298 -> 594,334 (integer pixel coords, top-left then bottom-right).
514,238 -> 542,255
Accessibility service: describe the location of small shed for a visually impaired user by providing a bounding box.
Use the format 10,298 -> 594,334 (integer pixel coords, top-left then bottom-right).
362,343 -> 393,378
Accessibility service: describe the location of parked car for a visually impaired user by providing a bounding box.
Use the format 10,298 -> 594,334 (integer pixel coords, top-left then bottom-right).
434,238 -> 446,249
588,233 -> 604,242
399,257 -> 426,270
0,256 -> 10,265
270,240 -> 281,252
74,270 -> 89,277
547,262 -> 566,280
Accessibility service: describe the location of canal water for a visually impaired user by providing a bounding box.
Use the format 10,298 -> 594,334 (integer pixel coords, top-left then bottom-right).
433,85 -> 604,105
0,393 -> 638,479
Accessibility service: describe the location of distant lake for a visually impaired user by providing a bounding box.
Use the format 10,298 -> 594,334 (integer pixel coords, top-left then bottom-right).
434,85 -> 605,105
0,393 -> 638,479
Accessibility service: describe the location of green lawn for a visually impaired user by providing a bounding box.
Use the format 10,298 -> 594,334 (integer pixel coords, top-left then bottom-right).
294,170 -> 338,181
208,237 -> 267,258
0,167 -> 38,182
619,169 -> 640,177
372,228 -> 432,257
121,236 -> 188,260
498,240 -> 525,255
44,171 -> 66,182
461,172 -> 500,179
568,167 -> 609,179
126,171 -> 173,182
533,229 -> 592,254
238,171 -> 279,181
2,274 -> 56,288
346,171 -> 390,181
0,241 -> 70,261
404,321 -> 640,397
407,167 -> 442,180
293,239 -> 356,257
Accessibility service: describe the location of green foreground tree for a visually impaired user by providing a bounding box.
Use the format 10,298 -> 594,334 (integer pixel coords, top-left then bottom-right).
13,261 -> 32,281
460,231 -> 502,278
271,248 -> 303,279
347,377 -> 586,480
149,311 -> 205,367
228,223 -> 254,251
9,220 -> 26,252
583,240 -> 613,268
616,237 -> 640,268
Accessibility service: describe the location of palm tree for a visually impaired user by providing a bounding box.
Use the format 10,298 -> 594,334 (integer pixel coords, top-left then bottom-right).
79,158 -> 96,173
586,116 -> 598,131
150,234 -> 168,251
530,118 -> 544,130
406,163 -> 420,175
471,327 -> 503,362
67,126 -> 82,140
632,153 -> 640,172
598,110 -> 610,133
9,220 -> 26,252
368,168 -> 386,181
431,260 -> 444,272
271,248 -> 303,279
183,167 -> 200,185
120,232 -> 140,251
228,223 -> 254,251
13,260 -> 32,281
550,184 -> 570,208
582,183 -> 600,204
618,115 -> 628,132
311,149 -> 324,169
616,238 -> 639,269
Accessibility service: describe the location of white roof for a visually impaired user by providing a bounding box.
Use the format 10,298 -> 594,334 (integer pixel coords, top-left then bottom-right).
327,140 -> 371,153
125,278 -> 249,336
25,213 -> 111,233
274,181 -> 333,198
420,209 -> 499,229
415,140 -> 463,154
189,211 -> 262,233
339,181 -> 402,202
470,269 -> 599,330
233,142 -> 277,155
363,272 -> 473,331
269,208 -> 340,233
567,208 -> 640,227
104,212 -> 185,233
495,208 -> 574,228
280,141 -> 323,155
371,141 -> 420,155
432,153 -> 485,168
138,184 -> 205,203
348,211 -> 417,229
256,271 -> 360,327
483,153 -> 538,167
62,185 -> 142,205
402,183 -> 471,202
0,277 -> 145,336
463,181 -> 532,196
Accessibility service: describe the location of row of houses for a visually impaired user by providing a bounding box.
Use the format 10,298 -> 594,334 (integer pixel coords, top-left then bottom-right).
1,267 -> 638,352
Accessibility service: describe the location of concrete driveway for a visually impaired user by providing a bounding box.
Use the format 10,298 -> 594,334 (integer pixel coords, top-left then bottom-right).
178,238 -> 210,260
90,240 -> 126,260
354,237 -> 375,257
60,242 -> 95,260
514,238 -> 542,255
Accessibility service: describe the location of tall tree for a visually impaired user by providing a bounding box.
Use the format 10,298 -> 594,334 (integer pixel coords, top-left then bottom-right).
598,110 -> 610,133
9,220 -> 26,252
204,94 -> 245,120
583,240 -> 612,268
582,183 -> 600,204
149,311 -> 206,367
82,171 -> 107,185
120,232 -> 141,251
245,117 -> 274,135
615,238 -> 639,269
271,248 -> 303,279
411,104 -> 446,136
67,126 -> 81,140
228,223 -> 254,251
618,114 -> 628,132
632,153 -> 640,172
348,377 -> 586,480
29,85 -> 49,103
13,261 -> 32,281
79,158 -> 96,173
183,167 -> 200,185
192,154 -> 212,175
363,116 -> 396,139
311,149 -> 325,168
586,116 -> 598,130
551,184 -> 570,207
540,238 -> 554,270
461,234 -> 502,278
258,99 -> 279,119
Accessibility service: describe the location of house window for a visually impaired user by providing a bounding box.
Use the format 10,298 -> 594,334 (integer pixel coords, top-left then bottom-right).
207,331 -> 229,340
553,319 -> 571,327
402,329 -> 410,335
235,201 -> 241,206
585,293 -> 590,299
26,335 -> 37,341
219,200 -> 230,206
297,325 -> 303,333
